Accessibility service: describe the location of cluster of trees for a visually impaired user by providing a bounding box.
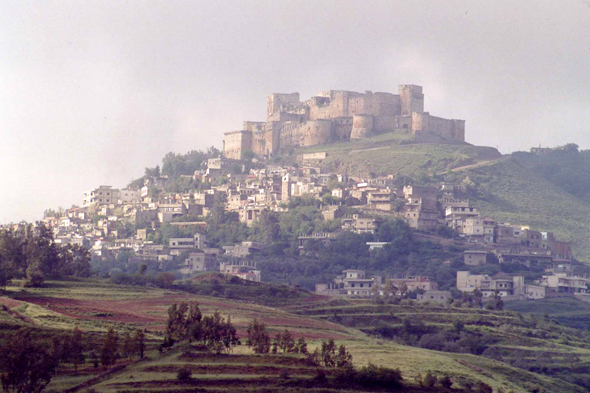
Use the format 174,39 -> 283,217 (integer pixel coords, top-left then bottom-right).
0,325 -> 144,393
246,320 -> 308,355
0,223 -> 91,290
163,302 -> 239,353
371,316 -> 493,357
0,328 -> 58,393
452,289 -> 504,310
306,339 -> 353,369
272,329 -> 307,354
128,147 -> 221,191
100,327 -> 146,367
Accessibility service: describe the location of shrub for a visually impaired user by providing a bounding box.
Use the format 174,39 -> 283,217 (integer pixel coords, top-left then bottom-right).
475,381 -> 493,393
439,375 -> 453,388
313,369 -> 327,383
177,367 -> 192,381
279,369 -> 290,379
334,364 -> 403,389
424,372 -> 438,387
356,364 -> 403,388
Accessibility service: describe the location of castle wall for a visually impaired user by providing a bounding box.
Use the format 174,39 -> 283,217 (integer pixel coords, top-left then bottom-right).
412,113 -> 465,142
301,120 -> 332,146
223,130 -> 253,160
332,117 -> 353,141
371,92 -> 401,116
309,101 -> 337,120
373,115 -> 397,133
395,115 -> 413,130
265,121 -> 282,155
279,120 -> 333,148
267,93 -> 300,120
244,121 -> 265,132
308,91 -> 401,122
252,131 -> 266,155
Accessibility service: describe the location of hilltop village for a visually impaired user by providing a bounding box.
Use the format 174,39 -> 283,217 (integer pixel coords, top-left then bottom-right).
25,137 -> 587,306
6,85 -> 587,308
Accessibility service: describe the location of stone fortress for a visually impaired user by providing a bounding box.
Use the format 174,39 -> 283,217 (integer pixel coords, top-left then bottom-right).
223,84 -> 465,159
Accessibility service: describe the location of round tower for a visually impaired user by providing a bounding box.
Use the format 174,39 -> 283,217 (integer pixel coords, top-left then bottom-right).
350,114 -> 374,139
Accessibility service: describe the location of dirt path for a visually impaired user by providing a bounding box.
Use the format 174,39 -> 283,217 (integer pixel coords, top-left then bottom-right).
350,146 -> 389,154
437,157 -> 504,175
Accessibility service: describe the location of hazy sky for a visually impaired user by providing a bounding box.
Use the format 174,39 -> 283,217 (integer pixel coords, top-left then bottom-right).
1,0 -> 590,222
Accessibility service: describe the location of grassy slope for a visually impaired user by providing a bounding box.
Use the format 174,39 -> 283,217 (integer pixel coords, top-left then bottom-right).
289,300 -> 590,393
461,158 -> 590,261
505,297 -> 590,330
1,279 -> 586,393
285,132 -> 501,177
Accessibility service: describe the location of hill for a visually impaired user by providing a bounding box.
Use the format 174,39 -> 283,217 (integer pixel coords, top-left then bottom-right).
451,158 -> 590,261
1,279 -> 589,392
284,133 -> 590,261
283,132 -> 502,177
510,145 -> 590,205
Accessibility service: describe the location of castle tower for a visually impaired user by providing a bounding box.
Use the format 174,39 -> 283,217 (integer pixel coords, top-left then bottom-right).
399,85 -> 424,115
350,114 -> 374,139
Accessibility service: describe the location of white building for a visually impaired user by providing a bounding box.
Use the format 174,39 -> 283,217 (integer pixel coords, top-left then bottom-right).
83,186 -> 119,206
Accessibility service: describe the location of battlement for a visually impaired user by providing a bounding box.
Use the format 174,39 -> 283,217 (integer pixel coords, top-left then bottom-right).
224,84 -> 465,159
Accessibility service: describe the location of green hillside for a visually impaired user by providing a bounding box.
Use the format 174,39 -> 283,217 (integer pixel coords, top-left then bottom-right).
453,158 -> 590,261
2,279 -> 588,392
284,132 -> 502,177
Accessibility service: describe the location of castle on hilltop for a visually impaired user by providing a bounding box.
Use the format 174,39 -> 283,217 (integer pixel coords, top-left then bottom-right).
223,85 -> 465,159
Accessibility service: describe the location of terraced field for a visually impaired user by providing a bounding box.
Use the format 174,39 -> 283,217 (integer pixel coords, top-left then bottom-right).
286,299 -> 590,392
2,279 -> 589,392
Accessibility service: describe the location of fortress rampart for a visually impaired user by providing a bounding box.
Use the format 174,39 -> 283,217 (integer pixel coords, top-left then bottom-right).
224,84 -> 465,159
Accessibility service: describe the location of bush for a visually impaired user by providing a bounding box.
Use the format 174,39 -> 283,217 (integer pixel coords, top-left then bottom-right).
439,375 -> 453,388
475,381 -> 493,393
334,364 -> 403,389
424,372 -> 438,387
356,364 -> 403,388
177,367 -> 192,381
279,369 -> 290,379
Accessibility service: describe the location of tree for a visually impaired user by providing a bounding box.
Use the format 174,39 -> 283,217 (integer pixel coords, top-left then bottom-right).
101,327 -> 119,367
382,278 -> 398,297
296,337 -> 308,354
123,331 -> 136,359
321,339 -> 337,367
334,344 -> 353,369
134,330 -> 146,359
177,367 -> 192,381
276,329 -> 295,354
472,288 -> 483,307
0,328 -> 58,393
247,319 -> 271,354
157,272 -> 176,288
165,302 -> 190,344
69,327 -> 85,371
251,210 -> 280,243
453,319 -> 465,334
